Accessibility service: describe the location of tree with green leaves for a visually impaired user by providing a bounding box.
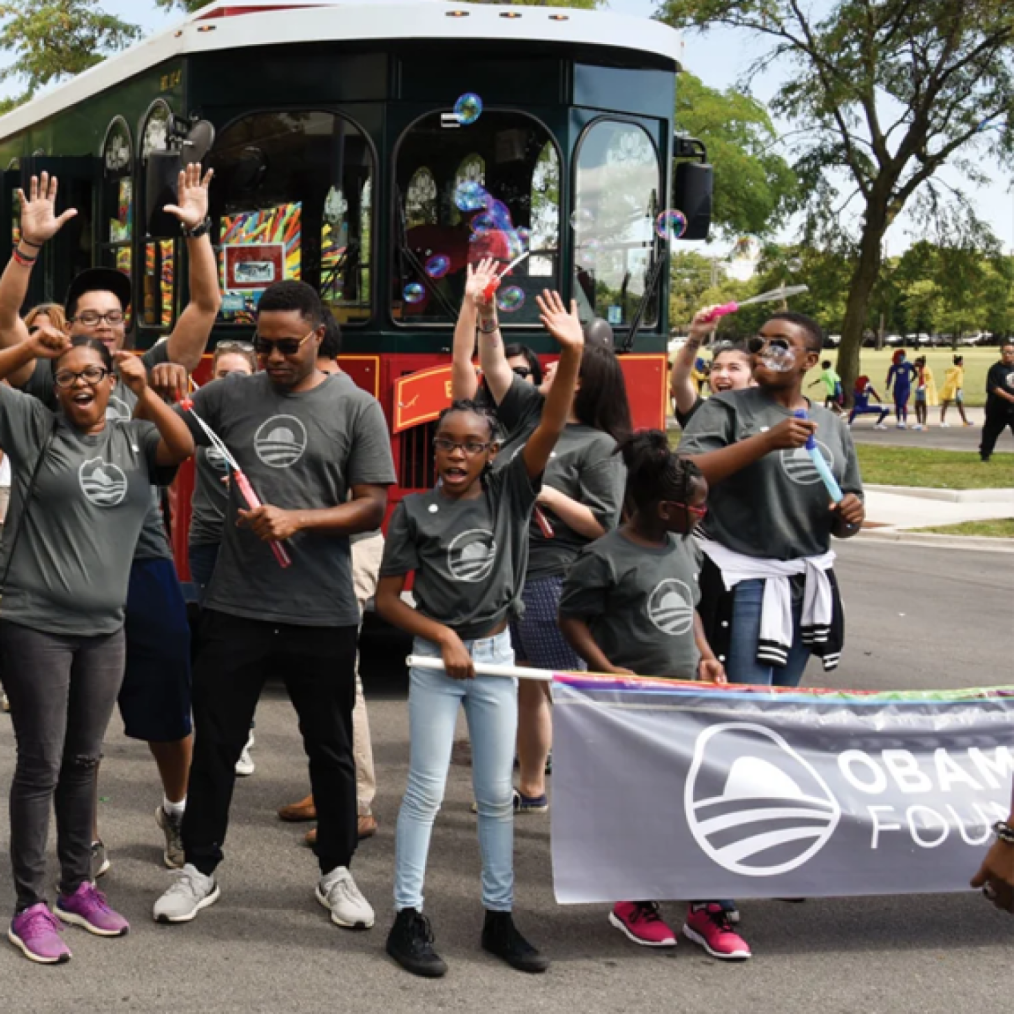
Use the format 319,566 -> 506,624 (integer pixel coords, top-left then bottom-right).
657,0 -> 1014,396
0,1 -> 140,113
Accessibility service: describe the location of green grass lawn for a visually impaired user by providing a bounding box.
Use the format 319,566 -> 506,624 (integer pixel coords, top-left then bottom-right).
856,445 -> 1014,489
808,348 -> 1001,408
915,518 -> 1014,538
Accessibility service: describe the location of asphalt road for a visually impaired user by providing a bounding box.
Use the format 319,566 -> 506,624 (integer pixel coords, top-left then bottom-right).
1,540 -> 1011,1013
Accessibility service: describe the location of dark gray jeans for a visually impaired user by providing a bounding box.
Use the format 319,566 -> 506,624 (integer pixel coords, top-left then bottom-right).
0,620 -> 126,911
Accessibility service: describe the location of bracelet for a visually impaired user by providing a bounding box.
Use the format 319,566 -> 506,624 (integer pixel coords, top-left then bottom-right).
478,320 -> 499,334
993,821 -> 1014,845
181,217 -> 212,239
12,247 -> 37,268
19,237 -> 43,250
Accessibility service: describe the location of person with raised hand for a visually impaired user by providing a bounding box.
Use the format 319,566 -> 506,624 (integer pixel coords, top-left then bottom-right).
374,288 -> 583,979
0,166 -> 221,879
0,326 -> 193,964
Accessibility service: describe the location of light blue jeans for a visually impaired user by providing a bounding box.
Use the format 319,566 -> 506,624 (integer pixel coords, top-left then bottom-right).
395,631 -> 518,913
726,579 -> 811,688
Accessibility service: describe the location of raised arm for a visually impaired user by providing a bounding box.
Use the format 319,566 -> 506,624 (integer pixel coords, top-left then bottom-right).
114,352 -> 195,466
162,164 -> 221,372
0,325 -> 69,384
475,260 -> 516,404
0,174 -> 78,386
451,260 -> 498,401
522,291 -> 583,479
672,308 -> 715,417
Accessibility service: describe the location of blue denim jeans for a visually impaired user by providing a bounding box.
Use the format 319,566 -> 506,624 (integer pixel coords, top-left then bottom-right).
726,579 -> 811,688
395,631 -> 517,913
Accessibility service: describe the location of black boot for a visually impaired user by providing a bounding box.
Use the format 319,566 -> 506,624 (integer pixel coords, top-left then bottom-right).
386,908 -> 448,978
481,910 -> 550,973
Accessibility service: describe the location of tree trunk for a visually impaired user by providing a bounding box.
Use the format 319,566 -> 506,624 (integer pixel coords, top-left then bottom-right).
838,203 -> 888,405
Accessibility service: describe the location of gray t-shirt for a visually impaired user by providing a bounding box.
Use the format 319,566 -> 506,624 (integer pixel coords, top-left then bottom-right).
189,444 -> 231,547
24,343 -> 174,562
492,374 -> 543,472
559,528 -> 702,679
526,423 -> 624,581
181,372 -> 396,627
0,384 -> 164,635
380,449 -> 540,640
679,388 -> 863,561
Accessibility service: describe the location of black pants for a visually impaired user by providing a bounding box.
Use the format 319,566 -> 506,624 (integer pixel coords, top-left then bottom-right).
182,610 -> 359,877
980,409 -> 1014,460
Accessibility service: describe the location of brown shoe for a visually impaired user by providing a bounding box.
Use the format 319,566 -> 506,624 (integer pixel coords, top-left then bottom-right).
303,815 -> 378,848
278,793 -> 316,823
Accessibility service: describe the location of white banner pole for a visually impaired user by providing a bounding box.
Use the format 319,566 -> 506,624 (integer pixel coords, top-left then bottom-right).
405,655 -> 555,682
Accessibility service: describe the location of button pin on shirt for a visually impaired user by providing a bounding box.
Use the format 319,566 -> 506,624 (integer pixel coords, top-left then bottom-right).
429,504 -> 439,514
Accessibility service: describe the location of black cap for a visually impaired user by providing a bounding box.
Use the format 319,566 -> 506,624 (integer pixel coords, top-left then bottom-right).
65,268 -> 132,319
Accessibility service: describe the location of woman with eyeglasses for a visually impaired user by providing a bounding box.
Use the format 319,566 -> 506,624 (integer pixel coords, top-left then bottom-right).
0,327 -> 194,964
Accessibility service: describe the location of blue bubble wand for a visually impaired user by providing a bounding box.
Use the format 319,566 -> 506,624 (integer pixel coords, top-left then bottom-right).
793,409 -> 843,503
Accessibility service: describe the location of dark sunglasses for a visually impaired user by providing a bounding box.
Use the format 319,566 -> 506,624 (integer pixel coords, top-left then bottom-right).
253,329 -> 315,356
747,336 -> 794,355
512,366 -> 532,379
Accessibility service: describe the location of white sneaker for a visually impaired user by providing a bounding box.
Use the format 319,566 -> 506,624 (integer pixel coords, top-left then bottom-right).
939,422 -> 950,427
316,866 -> 374,930
896,422 -> 906,429
235,733 -> 255,777
153,864 -> 220,924
912,424 -> 923,431
874,423 -> 888,430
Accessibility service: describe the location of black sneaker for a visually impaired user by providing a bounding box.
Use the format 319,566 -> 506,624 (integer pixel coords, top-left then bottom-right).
386,908 -> 447,978
481,911 -> 550,973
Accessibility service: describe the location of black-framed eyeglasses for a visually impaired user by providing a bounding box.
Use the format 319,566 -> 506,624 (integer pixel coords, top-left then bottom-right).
54,366 -> 111,389
747,336 -> 793,355
70,310 -> 125,327
216,340 -> 255,354
512,366 -> 532,379
253,329 -> 315,356
433,437 -> 492,456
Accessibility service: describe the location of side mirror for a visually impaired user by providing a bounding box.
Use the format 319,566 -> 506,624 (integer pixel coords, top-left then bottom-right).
672,135 -> 713,241
146,150 -> 183,238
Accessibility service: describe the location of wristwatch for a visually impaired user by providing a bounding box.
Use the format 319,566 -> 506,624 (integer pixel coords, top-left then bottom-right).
993,821 -> 1014,845
181,217 -> 212,239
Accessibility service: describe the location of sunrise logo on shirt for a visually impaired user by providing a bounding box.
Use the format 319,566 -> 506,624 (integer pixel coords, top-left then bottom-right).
254,415 -> 308,468
646,579 -> 695,636
206,445 -> 229,472
447,529 -> 497,583
105,396 -> 132,422
79,458 -> 128,508
780,441 -> 835,486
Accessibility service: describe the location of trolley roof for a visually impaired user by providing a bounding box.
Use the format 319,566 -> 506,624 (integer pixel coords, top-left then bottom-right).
0,1 -> 683,140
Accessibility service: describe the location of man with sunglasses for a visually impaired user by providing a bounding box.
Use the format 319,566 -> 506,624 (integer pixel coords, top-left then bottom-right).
0,167 -> 220,878
153,280 -> 395,931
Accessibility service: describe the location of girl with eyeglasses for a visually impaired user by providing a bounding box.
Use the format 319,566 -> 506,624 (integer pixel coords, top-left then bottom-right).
0,328 -> 193,964
374,291 -> 583,979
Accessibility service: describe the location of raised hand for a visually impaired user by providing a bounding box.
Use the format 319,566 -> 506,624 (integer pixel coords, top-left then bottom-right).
535,290 -> 584,352
112,351 -> 149,396
149,362 -> 190,403
466,258 -> 500,309
688,306 -> 720,343
163,163 -> 214,231
28,324 -> 71,360
17,173 -> 78,246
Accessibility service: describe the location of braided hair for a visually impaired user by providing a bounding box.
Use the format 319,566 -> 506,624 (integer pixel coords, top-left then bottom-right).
436,399 -> 502,443
618,429 -> 704,535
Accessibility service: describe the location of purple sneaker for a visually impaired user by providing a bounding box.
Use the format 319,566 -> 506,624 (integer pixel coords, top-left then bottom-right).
56,883 -> 129,937
8,904 -> 72,964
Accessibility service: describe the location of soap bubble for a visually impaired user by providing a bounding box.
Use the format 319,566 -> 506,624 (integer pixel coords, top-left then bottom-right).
496,286 -> 525,313
402,283 -> 426,305
488,199 -> 513,229
655,209 -> 688,241
424,254 -> 450,279
570,208 -> 595,233
454,180 -> 488,213
788,257 -> 803,272
470,212 -> 497,236
515,226 -> 531,249
454,92 -> 483,126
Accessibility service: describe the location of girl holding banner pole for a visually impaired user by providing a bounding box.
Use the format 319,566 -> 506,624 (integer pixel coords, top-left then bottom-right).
374,290 -> 583,979
558,431 -> 752,961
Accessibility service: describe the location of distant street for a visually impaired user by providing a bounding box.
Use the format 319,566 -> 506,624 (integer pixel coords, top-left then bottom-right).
1,539 -> 1011,1014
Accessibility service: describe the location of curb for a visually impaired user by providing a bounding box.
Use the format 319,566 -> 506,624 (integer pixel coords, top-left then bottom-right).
859,529 -> 1014,553
866,484 -> 1014,504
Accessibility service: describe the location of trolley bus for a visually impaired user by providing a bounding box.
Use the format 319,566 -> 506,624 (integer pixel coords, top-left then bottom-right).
0,0 -> 712,575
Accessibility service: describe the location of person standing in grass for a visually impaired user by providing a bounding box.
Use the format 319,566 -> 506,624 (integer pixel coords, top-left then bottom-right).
808,359 -> 843,415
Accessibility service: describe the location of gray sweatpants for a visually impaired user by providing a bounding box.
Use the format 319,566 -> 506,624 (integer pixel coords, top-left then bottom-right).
0,620 -> 126,911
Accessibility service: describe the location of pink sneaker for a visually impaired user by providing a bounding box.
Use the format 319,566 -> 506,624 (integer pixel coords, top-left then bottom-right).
8,904 -> 72,964
608,901 -> 677,947
56,883 -> 129,937
683,903 -> 751,960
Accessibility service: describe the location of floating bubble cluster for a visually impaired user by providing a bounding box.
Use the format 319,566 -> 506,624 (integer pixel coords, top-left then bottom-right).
454,93 -> 483,126
655,209 -> 688,241
470,212 -> 497,236
455,180 -> 488,213
402,282 -> 426,304
424,254 -> 450,279
570,208 -> 595,233
496,286 -> 525,313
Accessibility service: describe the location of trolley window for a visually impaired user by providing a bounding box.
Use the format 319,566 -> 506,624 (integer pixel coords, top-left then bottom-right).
138,102 -> 177,332
573,120 -> 660,329
98,118 -> 135,322
393,111 -> 561,326
207,111 -> 374,326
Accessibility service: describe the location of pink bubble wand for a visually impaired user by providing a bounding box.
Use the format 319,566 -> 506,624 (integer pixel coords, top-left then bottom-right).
483,250 -> 531,303
182,385 -> 292,569
700,284 -> 810,325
